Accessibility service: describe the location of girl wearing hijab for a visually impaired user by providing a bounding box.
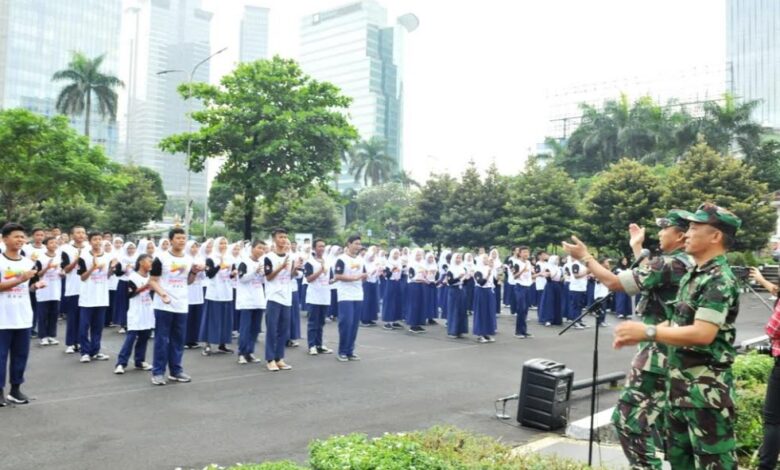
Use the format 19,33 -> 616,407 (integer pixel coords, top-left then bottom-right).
184,241 -> 206,349
199,237 -> 234,355
327,245 -> 341,321
103,240 -> 119,328
144,240 -> 156,257
236,240 -> 267,364
462,253 -> 476,315
423,252 -> 439,325
113,242 -> 137,334
489,249 -> 502,315
406,249 -> 428,333
381,249 -> 404,330
445,253 -> 468,338
613,256 -> 633,319
360,247 -> 380,327
229,242 -> 242,340
561,256 -> 572,322
538,255 -> 563,327
155,238 -> 171,257
472,254 -> 497,343
400,247 -> 410,320
436,251 -> 450,320
113,254 -> 154,374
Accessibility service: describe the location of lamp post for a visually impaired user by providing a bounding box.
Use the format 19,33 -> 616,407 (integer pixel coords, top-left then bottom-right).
157,46 -> 227,237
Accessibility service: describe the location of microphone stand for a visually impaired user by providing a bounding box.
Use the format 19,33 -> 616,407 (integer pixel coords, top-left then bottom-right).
559,290 -> 614,467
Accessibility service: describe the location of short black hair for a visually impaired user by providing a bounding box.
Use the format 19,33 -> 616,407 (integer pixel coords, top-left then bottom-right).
518,245 -> 530,252
87,231 -> 102,241
169,227 -> 186,240
43,236 -> 57,246
2,222 -> 25,238
31,227 -> 44,235
251,239 -> 267,248
103,231 -> 112,236
537,249 -> 547,255
347,234 -> 361,245
71,225 -> 85,234
313,238 -> 326,247
135,254 -> 152,271
271,228 -> 288,238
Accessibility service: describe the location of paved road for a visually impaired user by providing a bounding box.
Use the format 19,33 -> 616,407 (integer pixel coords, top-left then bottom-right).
0,294 -> 771,470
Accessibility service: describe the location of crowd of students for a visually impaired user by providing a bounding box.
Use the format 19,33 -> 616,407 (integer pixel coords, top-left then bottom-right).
0,223 -> 635,405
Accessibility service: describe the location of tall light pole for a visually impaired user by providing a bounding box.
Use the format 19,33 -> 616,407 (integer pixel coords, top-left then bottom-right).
157,46 -> 227,237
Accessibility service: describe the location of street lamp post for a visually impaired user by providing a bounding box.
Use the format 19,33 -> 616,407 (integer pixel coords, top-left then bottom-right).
157,46 -> 227,237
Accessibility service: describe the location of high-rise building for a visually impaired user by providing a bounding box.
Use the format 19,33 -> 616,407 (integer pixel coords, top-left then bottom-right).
0,0 -> 122,158
119,0 -> 212,203
300,0 -> 418,191
240,5 -> 269,63
727,0 -> 780,128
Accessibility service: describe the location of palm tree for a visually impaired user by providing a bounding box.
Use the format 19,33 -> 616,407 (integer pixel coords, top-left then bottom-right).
52,52 -> 124,138
390,170 -> 420,189
348,137 -> 397,186
700,93 -> 762,156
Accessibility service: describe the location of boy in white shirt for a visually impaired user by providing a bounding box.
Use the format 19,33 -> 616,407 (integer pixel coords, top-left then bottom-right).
76,232 -> 114,363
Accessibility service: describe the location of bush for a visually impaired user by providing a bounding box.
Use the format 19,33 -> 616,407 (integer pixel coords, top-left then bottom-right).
206,462 -> 307,470
733,352 -> 774,467
308,433 -> 450,470
733,351 -> 774,386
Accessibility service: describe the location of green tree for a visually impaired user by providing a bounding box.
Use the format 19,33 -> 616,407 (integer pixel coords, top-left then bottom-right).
285,189 -> 340,239
135,165 -> 166,220
40,194 -> 100,230
160,56 -> 357,239
580,159 -> 667,254
208,178 -> 238,218
0,109 -> 111,223
353,182 -> 414,240
743,140 -> 780,192
389,170 -> 420,189
502,158 -> 580,250
349,137 -> 397,186
102,165 -> 166,235
52,51 -> 124,138
400,173 -> 457,247
700,93 -> 762,156
660,140 -> 776,252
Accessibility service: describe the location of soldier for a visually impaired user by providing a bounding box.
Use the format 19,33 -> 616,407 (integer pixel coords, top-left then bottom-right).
563,210 -> 690,469
613,203 -> 741,470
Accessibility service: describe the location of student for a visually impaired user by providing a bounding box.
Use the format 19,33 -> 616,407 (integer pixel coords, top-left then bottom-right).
538,255 -> 563,327
76,231 -> 113,363
360,247 -> 380,327
445,253 -> 468,338
333,235 -> 366,362
113,242 -> 137,333
613,257 -> 634,319
0,223 -> 43,406
422,252 -> 439,325
114,254 -> 154,374
462,253 -> 476,315
593,258 -> 611,327
104,238 -> 121,328
489,249 -> 503,315
568,257 -> 590,330
532,251 -> 550,323
513,246 -> 534,339
184,241 -> 205,349
200,237 -> 235,355
60,226 -> 87,354
34,237 -> 63,346
148,228 -> 199,386
472,254 -> 497,343
381,249 -> 404,330
406,249 -> 428,333
263,229 -> 299,371
287,245 -> 303,348
26,228 -> 46,338
235,240 -> 267,364
326,245 -> 341,321
304,239 -> 334,355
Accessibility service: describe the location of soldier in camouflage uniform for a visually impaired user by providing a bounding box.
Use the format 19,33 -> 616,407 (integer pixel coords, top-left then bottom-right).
563,210 -> 692,469
614,203 -> 742,470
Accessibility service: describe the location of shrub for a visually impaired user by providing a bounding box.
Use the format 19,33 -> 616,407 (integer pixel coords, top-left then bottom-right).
733,352 -> 774,467
207,462 -> 307,470
733,351 -> 774,386
309,433 -> 450,470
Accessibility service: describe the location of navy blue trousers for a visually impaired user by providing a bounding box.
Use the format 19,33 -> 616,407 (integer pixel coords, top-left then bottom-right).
36,300 -> 60,339
264,301 -> 290,362
514,285 -> 531,335
337,301 -> 361,357
79,306 -> 106,356
307,304 -> 328,348
63,295 -> 80,346
152,310 -> 186,376
117,329 -> 151,367
238,308 -> 263,355
0,328 -> 30,387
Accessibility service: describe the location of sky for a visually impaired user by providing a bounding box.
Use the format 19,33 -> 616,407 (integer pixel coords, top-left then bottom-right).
200,0 -> 726,182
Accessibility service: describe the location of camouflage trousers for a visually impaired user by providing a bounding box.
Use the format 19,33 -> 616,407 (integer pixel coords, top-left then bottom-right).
611,368 -> 666,470
666,406 -> 737,470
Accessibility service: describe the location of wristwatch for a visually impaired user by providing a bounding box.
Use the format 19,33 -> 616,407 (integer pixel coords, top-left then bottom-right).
645,325 -> 657,341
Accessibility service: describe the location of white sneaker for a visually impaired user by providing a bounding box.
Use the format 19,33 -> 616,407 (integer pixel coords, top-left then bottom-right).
65,346 -> 75,354
238,355 -> 248,365
48,338 -> 59,345
80,354 -> 91,363
92,353 -> 110,361
309,346 -> 319,356
114,365 -> 125,374
135,362 -> 153,371
39,338 -> 49,346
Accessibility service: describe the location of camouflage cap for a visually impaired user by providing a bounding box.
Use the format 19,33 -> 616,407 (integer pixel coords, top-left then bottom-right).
655,209 -> 689,230
679,203 -> 742,236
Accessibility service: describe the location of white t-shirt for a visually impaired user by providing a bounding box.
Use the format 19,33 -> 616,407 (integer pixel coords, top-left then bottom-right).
77,252 -> 111,307
61,243 -> 87,297
127,272 -> 154,330
304,257 -> 331,306
569,260 -> 588,292
534,261 -> 548,290
107,250 -> 120,291
517,260 -> 533,287
506,257 -> 518,286
263,252 -> 294,307
205,255 -> 234,302
27,244 -> 46,263
188,270 -> 206,305
235,256 -> 267,310
334,254 -> 365,302
594,280 -> 609,299
35,251 -> 63,302
151,251 -> 193,314
0,254 -> 35,329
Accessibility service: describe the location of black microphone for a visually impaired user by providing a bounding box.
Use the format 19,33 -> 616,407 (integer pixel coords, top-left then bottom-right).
629,248 -> 651,269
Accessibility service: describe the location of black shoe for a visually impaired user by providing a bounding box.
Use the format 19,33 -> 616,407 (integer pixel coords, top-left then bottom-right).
0,389 -> 6,407
218,345 -> 234,354
382,323 -> 393,330
427,319 -> 439,326
7,389 -> 29,405
30,331 -> 38,338
409,326 -> 426,333
391,322 -> 403,329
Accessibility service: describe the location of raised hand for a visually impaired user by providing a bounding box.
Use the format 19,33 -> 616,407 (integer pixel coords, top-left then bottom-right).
628,223 -> 645,249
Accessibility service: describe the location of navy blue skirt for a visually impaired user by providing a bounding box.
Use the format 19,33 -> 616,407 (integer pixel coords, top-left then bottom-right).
473,287 -> 497,335
463,278 -> 475,312
114,280 -> 130,327
186,303 -> 203,344
199,299 -> 233,344
423,283 -> 437,320
614,291 -> 633,316
381,279 -> 403,322
494,283 -> 502,314
406,282 -> 426,327
446,286 -> 468,335
561,282 -> 571,320
538,281 -> 563,325
361,281 -> 379,323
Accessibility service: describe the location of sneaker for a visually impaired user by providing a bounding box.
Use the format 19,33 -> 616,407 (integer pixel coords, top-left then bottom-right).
247,354 -> 261,363
65,346 -> 76,354
0,391 -> 6,407
337,355 -> 349,362
7,389 -> 29,405
202,346 -> 212,356
48,338 -> 59,345
427,319 -> 439,326
92,353 -> 110,361
80,354 -> 91,363
544,322 -> 552,327
599,321 -> 610,328
359,322 -> 375,328
135,362 -> 153,371
317,346 -> 333,354
477,336 -> 489,344
485,336 -> 496,343
447,335 -> 458,339
580,322 -> 591,328
31,331 -> 38,338
238,355 -> 248,365
114,365 -> 125,375
118,327 -> 126,334
39,338 -> 50,346
391,322 -> 403,329
382,323 -> 394,330
347,354 -> 361,361
266,361 -> 279,372
231,330 -> 239,339
286,340 -> 299,348
573,323 -> 586,330
514,334 -> 527,339
525,333 -> 534,338
217,345 -> 234,354
151,375 -> 167,386
409,326 -> 426,333
309,346 -> 319,356
275,360 -> 292,370
168,373 -> 191,383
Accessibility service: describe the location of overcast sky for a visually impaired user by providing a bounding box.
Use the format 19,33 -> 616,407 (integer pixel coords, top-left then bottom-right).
200,0 -> 726,181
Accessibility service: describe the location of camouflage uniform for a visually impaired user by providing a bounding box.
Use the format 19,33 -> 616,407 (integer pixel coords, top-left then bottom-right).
665,253 -> 740,470
613,246 -> 692,470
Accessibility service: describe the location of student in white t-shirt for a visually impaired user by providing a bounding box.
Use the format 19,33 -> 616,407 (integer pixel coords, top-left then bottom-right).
26,227 -> 45,337
60,226 -> 87,354
235,240 -> 267,364
76,232 -> 114,363
333,235 -> 367,362
34,236 -> 63,346
512,246 -> 534,339
303,239 -> 334,356
0,223 -> 43,406
114,254 -> 155,374
262,229 -> 301,372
